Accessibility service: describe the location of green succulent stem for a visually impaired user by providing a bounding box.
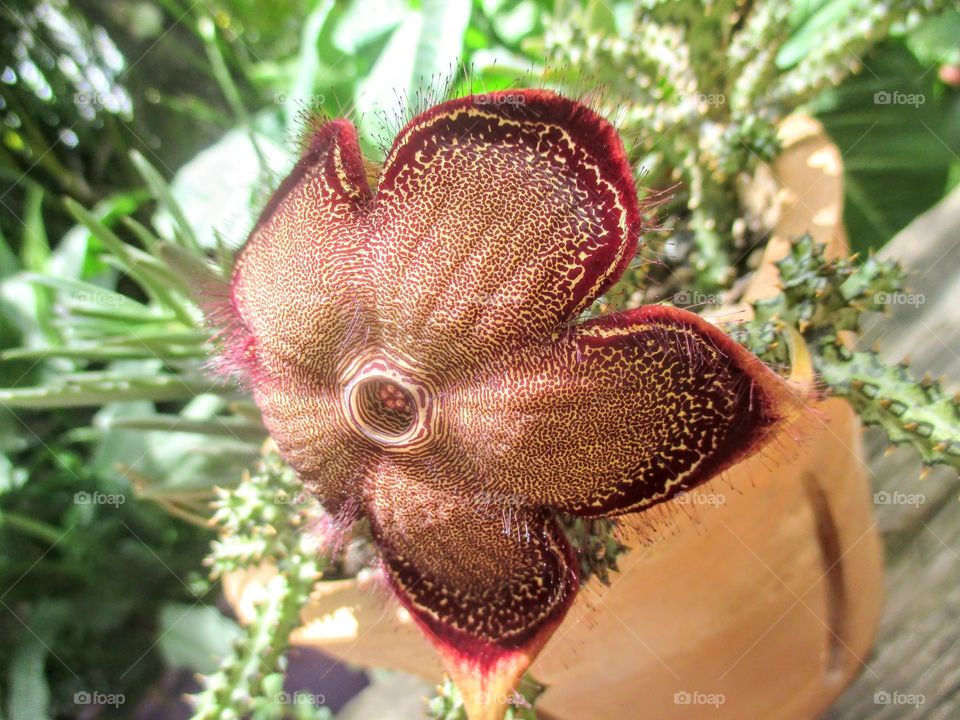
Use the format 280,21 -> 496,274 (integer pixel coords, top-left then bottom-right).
689,197 -> 735,290
817,346 -> 960,471
192,560 -> 325,720
193,452 -> 331,720
428,674 -> 544,720
547,0 -> 948,289
557,515 -> 628,586
729,235 -> 960,474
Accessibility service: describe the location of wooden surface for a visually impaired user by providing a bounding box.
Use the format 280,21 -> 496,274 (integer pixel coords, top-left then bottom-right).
824,186 -> 960,720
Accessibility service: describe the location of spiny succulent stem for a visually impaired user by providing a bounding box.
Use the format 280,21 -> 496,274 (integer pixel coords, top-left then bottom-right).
729,235 -> 959,476
193,452 -> 330,719
690,203 -> 734,290
428,674 -> 544,720
817,347 -> 960,472
546,0 -> 950,289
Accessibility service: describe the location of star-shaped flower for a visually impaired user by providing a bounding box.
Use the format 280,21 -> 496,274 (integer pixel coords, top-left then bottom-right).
220,90 -> 801,719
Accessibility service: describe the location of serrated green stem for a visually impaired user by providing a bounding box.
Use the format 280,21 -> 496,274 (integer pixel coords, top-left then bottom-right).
690,203 -> 734,291
191,553 -> 322,720
556,514 -> 627,587
546,0 -> 940,290
195,453 -> 331,719
817,346 -> 960,472
730,235 -> 959,476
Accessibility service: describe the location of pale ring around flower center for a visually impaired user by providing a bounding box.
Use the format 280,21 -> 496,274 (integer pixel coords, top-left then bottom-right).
341,357 -> 435,448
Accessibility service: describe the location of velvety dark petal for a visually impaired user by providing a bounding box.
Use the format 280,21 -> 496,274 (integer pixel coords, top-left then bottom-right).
447,305 -> 805,516
364,459 -> 577,716
229,119 -> 375,383
370,90 -> 642,374
252,353 -> 372,518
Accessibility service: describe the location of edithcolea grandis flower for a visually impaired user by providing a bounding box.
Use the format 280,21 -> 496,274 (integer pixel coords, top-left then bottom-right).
217,89 -> 803,720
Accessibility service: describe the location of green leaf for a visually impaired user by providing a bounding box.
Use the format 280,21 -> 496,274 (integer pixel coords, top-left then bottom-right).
130,150 -> 202,253
157,604 -> 244,675
331,0 -> 407,54
411,0 -> 472,87
154,240 -> 227,289
906,10 -> 960,66
777,0 -> 858,69
104,414 -> 265,441
23,273 -> 151,316
0,453 -> 25,493
582,0 -> 618,36
0,373 -> 221,408
286,0 -> 337,130
6,614 -> 56,720
815,43 -> 957,253
354,0 -> 471,143
63,198 -> 197,325
20,186 -> 49,273
481,0 -> 541,47
149,125 -> 289,253
0,228 -> 19,278
2,346 -> 207,362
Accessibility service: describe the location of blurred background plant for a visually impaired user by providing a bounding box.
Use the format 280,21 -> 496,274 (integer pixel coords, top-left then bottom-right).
0,0 -> 958,718
545,0 -> 958,289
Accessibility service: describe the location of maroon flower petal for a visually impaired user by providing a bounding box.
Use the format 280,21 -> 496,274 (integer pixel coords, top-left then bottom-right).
227,121 -> 379,517
230,119 -> 374,384
447,305 -> 804,516
364,459 -> 577,716
369,90 -> 642,372
252,353 -> 372,518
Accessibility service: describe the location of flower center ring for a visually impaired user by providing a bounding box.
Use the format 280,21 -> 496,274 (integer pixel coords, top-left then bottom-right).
340,355 -> 436,449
